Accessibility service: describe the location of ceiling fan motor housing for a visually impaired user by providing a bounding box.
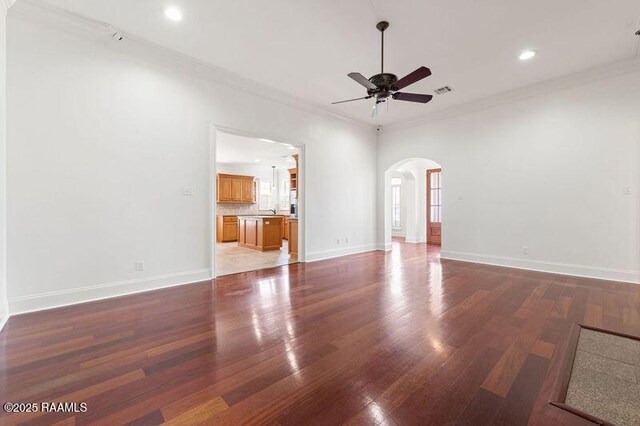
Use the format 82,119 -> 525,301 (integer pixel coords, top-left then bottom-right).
368,73 -> 398,99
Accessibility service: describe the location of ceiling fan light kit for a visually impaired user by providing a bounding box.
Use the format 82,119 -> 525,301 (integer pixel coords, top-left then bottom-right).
332,21 -> 434,117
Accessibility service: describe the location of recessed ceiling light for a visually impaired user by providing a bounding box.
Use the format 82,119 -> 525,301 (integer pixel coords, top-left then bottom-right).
164,7 -> 183,21
254,159 -> 260,163
286,146 -> 296,150
519,50 -> 537,61
258,138 -> 276,143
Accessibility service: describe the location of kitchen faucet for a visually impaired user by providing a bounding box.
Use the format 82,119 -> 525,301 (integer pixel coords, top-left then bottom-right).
269,209 -> 277,215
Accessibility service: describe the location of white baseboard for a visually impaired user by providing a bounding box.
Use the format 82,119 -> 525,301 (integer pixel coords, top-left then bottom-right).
0,314 -> 8,334
9,269 -> 212,315
0,301 -> 9,333
376,242 -> 392,251
306,244 -> 378,263
440,250 -> 640,284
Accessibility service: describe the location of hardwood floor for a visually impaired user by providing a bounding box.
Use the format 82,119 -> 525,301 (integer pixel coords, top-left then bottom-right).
1,240 -> 639,425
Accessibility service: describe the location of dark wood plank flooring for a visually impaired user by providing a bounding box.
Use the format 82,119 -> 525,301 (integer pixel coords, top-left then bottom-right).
1,240 -> 639,425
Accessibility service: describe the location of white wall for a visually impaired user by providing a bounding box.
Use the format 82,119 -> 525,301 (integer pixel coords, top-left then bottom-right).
6,5 -> 639,319
0,1 -> 10,330
379,68 -> 640,283
6,15 -> 378,313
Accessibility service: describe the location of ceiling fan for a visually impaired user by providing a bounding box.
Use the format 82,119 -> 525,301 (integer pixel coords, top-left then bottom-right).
332,21 -> 433,117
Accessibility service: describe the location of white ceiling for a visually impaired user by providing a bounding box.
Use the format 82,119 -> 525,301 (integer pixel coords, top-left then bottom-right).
216,132 -> 297,168
37,0 -> 640,126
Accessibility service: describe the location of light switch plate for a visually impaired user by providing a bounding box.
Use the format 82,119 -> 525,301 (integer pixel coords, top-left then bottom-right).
183,186 -> 194,196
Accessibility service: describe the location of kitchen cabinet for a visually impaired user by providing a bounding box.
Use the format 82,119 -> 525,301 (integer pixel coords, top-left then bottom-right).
231,179 -> 242,202
241,179 -> 253,202
217,174 -> 255,204
216,215 -> 238,242
289,154 -> 299,191
282,216 -> 289,240
288,218 -> 298,256
218,176 -> 232,201
288,168 -> 297,191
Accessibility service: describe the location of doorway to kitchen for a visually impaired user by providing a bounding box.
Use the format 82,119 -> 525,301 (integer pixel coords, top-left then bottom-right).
210,126 -> 303,277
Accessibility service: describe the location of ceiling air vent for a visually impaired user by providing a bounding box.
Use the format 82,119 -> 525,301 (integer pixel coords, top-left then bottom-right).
434,86 -> 453,95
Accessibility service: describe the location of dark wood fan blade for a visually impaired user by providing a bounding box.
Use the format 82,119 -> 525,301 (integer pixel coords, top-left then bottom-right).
392,92 -> 433,103
391,66 -> 431,91
348,72 -> 378,90
331,95 -> 372,105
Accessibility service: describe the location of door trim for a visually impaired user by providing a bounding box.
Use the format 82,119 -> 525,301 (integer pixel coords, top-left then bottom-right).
426,168 -> 442,246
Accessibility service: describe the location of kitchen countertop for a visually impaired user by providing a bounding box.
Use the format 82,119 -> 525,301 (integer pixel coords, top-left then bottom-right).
218,214 -> 296,218
239,215 -> 285,220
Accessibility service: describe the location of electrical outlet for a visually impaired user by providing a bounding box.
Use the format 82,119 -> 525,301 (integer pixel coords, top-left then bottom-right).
623,186 -> 632,195
522,247 -> 528,255
336,238 -> 340,245
345,237 -> 349,244
183,186 -> 194,196
135,261 -> 145,271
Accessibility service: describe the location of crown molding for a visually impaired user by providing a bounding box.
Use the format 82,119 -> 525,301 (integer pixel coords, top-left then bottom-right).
10,0 -> 640,133
10,0 -> 375,130
1,0 -> 18,15
383,56 -> 640,132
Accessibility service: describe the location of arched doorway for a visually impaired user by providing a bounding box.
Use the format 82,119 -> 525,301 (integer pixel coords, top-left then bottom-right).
383,157 -> 442,250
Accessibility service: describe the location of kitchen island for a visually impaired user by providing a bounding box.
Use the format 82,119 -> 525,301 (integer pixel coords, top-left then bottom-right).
238,216 -> 284,251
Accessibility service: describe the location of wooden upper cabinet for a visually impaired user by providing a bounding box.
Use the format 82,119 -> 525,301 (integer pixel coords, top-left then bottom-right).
241,178 -> 253,203
231,178 -> 242,202
289,154 -> 299,191
218,175 -> 232,202
289,168 -> 297,191
217,174 -> 256,204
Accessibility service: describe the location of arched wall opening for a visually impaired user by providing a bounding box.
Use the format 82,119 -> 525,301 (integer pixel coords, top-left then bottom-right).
383,157 -> 442,250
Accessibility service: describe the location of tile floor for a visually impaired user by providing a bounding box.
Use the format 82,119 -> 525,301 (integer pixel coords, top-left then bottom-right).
215,239 -> 297,276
